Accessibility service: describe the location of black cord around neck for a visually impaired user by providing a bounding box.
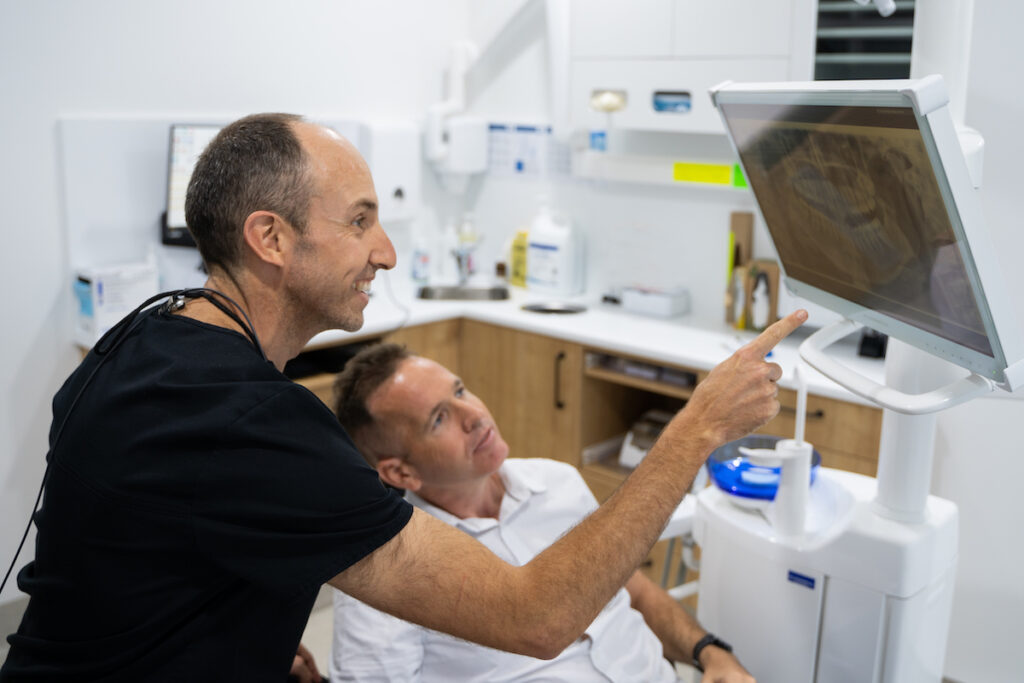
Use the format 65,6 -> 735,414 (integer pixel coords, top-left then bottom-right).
160,287 -> 266,361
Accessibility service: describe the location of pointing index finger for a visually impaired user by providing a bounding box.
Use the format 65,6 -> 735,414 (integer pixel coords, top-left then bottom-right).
744,309 -> 808,357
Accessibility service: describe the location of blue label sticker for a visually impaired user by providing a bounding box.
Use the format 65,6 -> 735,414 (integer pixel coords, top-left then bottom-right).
787,571 -> 816,590
589,130 -> 607,151
74,280 -> 93,317
653,91 -> 692,113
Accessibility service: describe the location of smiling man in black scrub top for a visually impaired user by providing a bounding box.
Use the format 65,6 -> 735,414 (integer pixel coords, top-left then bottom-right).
0,112 -> 805,681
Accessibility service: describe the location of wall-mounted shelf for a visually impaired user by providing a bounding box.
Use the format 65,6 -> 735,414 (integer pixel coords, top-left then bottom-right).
573,150 -> 749,190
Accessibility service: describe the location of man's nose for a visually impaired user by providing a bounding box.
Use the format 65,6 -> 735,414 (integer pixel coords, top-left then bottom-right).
371,222 -> 397,271
458,401 -> 485,432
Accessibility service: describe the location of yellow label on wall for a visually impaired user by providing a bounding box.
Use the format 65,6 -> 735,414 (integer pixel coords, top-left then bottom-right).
672,162 -> 732,185
672,162 -> 747,188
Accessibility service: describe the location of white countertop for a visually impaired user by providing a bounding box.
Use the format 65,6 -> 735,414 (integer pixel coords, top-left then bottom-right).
307,273 -> 885,406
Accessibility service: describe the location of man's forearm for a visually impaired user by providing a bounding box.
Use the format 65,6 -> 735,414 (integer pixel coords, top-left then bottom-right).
626,571 -> 704,662
626,566 -> 756,681
515,409 -> 717,653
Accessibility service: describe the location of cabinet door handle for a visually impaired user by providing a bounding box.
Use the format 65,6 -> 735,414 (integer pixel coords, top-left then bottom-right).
554,351 -> 566,409
780,406 -> 825,419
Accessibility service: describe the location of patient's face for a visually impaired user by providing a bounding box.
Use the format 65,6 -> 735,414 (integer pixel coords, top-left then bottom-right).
369,357 -> 509,488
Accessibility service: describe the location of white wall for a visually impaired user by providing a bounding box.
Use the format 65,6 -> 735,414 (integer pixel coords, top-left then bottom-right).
0,0 -> 468,604
932,2 -> 1024,681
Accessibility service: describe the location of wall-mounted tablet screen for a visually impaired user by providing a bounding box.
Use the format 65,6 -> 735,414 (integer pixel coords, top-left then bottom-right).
164,124 -> 221,245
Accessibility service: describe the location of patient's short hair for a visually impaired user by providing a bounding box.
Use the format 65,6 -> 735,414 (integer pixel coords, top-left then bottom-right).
333,343 -> 412,466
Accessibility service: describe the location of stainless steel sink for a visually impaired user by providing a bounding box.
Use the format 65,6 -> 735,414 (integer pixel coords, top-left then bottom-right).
417,285 -> 510,301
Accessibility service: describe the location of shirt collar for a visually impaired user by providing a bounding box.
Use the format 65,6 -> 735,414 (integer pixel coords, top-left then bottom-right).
404,459 -> 547,532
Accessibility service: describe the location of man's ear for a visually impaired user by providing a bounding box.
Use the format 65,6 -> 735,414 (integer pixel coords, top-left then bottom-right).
241,211 -> 292,267
377,457 -> 422,492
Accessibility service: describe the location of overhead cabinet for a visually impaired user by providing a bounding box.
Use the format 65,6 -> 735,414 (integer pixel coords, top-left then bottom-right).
569,0 -> 817,134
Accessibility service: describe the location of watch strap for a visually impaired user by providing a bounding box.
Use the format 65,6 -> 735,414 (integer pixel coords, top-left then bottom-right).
692,632 -> 733,672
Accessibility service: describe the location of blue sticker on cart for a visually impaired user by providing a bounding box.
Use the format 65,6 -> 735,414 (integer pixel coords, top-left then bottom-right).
787,571 -> 816,590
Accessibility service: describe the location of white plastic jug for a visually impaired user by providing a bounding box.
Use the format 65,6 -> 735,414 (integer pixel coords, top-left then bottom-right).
526,204 -> 583,296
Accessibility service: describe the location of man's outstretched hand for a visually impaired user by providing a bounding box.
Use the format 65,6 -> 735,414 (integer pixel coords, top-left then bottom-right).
683,310 -> 808,449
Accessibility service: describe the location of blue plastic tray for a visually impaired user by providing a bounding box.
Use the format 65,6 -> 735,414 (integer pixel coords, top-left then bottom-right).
706,435 -> 821,501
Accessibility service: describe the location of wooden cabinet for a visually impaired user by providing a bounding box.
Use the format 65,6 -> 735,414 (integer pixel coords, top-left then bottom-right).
757,389 -> 882,476
578,347 -> 882,480
293,319 -> 463,413
460,320 -> 583,466
385,319 -> 463,375
297,319 -> 883,477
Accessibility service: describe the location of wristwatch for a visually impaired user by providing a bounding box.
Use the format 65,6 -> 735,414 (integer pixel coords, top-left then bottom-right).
692,633 -> 733,672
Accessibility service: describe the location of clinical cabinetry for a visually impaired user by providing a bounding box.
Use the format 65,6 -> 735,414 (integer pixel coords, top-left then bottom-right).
460,320 -> 583,466
296,318 -> 882,481
569,0 -> 816,134
294,319 -> 463,410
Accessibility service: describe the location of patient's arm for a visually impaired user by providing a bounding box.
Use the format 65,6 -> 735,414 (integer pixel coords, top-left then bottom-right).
625,572 -> 754,682
331,312 -> 805,660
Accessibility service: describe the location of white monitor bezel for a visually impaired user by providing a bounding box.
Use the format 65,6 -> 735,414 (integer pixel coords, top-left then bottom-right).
711,77 -> 1023,389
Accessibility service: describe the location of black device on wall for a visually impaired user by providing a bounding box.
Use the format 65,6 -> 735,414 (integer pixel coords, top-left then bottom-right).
162,124 -> 222,247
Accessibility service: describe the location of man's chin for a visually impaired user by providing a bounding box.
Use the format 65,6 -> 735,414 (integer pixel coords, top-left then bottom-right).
333,309 -> 365,333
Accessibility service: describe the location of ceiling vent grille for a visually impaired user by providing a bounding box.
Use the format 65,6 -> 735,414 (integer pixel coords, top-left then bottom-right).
815,0 -> 915,80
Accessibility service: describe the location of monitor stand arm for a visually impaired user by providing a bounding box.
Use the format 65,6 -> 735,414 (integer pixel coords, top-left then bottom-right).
799,319 -> 992,415
801,319 -> 993,521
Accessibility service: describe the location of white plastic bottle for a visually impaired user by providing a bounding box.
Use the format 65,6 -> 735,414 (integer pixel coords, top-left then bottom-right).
526,201 -> 583,296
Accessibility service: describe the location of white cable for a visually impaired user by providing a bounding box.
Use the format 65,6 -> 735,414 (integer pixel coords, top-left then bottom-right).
379,269 -> 411,332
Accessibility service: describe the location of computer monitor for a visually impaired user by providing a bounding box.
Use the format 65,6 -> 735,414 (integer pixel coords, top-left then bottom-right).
163,124 -> 221,246
711,76 -> 1023,390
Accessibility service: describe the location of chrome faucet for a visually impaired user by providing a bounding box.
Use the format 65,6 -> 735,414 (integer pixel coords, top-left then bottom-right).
452,238 -> 480,286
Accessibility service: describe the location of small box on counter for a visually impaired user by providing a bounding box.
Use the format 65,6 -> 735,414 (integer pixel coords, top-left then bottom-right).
621,286 -> 690,318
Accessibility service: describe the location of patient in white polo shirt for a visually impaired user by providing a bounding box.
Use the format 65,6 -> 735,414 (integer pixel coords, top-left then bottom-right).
328,343 -> 753,683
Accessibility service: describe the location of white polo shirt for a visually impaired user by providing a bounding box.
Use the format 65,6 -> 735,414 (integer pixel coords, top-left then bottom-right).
330,458 -> 678,682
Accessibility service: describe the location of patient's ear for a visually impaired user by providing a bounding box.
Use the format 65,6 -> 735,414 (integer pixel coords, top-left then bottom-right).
377,457 -> 422,492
